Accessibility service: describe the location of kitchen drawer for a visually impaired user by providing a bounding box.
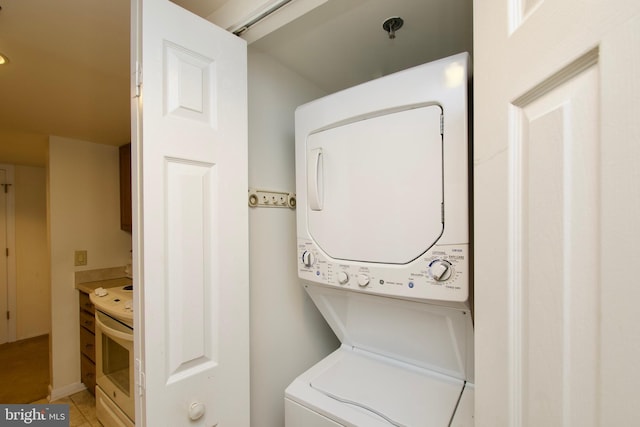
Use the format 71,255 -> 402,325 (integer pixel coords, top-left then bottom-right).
79,309 -> 95,333
80,326 -> 96,362
79,291 -> 95,314
81,354 -> 96,396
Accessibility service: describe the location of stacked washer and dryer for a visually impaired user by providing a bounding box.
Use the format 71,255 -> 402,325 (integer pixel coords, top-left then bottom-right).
286,53 -> 473,427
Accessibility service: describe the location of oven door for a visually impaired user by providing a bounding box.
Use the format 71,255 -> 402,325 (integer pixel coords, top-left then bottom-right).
95,310 -> 135,422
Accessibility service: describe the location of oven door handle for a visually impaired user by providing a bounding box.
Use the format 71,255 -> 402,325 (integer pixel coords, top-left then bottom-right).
96,314 -> 133,342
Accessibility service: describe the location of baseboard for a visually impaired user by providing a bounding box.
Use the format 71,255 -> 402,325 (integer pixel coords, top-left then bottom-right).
15,332 -> 50,342
48,382 -> 87,402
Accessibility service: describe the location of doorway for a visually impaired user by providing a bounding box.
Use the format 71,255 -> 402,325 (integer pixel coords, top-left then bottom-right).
0,164 -> 50,403
0,165 -> 12,345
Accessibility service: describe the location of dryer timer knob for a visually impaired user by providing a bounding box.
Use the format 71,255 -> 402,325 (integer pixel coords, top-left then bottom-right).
301,251 -> 315,267
431,260 -> 452,281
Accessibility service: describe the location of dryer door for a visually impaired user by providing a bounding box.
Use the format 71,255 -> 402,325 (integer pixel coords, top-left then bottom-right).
306,105 -> 443,264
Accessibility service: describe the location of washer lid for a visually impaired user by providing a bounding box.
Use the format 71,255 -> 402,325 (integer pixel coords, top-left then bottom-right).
310,348 -> 463,427
306,105 -> 443,264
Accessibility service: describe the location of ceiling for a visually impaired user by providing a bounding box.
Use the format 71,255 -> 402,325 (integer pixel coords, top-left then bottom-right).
0,0 -> 471,167
250,0 -> 472,94
0,0 -> 131,166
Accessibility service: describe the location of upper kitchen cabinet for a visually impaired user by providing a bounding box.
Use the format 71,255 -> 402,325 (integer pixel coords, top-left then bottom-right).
119,143 -> 132,233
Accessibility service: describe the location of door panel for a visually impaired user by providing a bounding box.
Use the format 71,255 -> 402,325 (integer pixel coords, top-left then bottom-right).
475,0 -> 640,425
132,1 -> 249,426
165,160 -> 218,380
511,62 -> 600,426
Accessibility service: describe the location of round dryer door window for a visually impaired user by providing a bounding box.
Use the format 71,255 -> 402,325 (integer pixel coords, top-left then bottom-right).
306,105 -> 443,264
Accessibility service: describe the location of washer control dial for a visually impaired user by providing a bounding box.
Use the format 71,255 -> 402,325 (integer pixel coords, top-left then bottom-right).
357,274 -> 370,287
301,251 -> 315,268
337,271 -> 349,285
430,260 -> 453,281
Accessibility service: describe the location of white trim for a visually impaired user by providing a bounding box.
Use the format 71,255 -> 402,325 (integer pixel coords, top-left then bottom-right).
48,382 -> 87,402
512,48 -> 599,107
0,164 -> 17,343
507,106 -> 524,427
508,0 -> 545,36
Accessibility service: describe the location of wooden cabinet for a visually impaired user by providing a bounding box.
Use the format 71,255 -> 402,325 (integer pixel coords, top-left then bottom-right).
79,291 -> 96,395
119,143 -> 132,233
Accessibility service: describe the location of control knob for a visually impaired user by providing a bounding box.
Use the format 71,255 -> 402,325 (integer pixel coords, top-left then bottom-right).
357,274 -> 370,287
301,251 -> 315,268
337,271 -> 349,285
430,260 -> 452,282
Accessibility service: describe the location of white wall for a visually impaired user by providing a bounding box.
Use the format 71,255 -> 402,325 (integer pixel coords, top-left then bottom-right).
248,49 -> 339,427
15,165 -> 49,339
48,136 -> 131,398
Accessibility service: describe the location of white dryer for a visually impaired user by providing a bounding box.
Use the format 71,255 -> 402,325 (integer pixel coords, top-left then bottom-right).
286,53 -> 473,427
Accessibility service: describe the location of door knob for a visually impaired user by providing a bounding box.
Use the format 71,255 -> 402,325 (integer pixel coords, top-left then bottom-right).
189,402 -> 205,421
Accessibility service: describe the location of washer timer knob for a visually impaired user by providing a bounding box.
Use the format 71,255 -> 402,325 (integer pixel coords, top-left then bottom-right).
301,251 -> 315,267
431,260 -> 452,282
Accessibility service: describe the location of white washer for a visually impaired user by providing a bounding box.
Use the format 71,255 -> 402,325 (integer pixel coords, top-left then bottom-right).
287,53 -> 473,426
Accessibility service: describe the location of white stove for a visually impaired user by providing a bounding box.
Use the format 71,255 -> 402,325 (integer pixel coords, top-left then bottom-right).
90,285 -> 134,327
90,284 -> 135,426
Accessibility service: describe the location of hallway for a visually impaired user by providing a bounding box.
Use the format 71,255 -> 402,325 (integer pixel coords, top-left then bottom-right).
0,334 -> 48,403
0,334 -> 100,426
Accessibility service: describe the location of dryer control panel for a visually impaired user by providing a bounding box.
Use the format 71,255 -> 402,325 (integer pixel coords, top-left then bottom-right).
298,238 -> 469,306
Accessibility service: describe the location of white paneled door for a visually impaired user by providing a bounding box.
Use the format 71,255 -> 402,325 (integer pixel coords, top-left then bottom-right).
131,0 -> 249,425
475,0 -> 640,425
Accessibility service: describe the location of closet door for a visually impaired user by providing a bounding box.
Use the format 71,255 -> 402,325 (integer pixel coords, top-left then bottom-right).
474,0 -> 640,425
132,0 -> 249,425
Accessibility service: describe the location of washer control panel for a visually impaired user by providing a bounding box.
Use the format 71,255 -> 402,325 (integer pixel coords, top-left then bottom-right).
297,238 -> 469,303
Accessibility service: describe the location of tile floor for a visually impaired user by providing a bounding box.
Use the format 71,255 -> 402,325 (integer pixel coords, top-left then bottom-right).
33,389 -> 101,427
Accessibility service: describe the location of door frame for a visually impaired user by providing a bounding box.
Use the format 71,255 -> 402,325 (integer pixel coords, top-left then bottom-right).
0,164 -> 16,344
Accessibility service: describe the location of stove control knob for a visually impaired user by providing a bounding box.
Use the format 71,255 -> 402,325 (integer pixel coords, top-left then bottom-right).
431,260 -> 452,281
357,274 -> 370,287
301,251 -> 315,267
337,271 -> 349,285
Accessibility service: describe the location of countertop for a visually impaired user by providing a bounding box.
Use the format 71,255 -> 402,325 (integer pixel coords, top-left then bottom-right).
75,277 -> 132,295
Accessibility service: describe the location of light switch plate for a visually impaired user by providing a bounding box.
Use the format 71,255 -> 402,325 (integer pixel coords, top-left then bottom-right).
74,250 -> 87,266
